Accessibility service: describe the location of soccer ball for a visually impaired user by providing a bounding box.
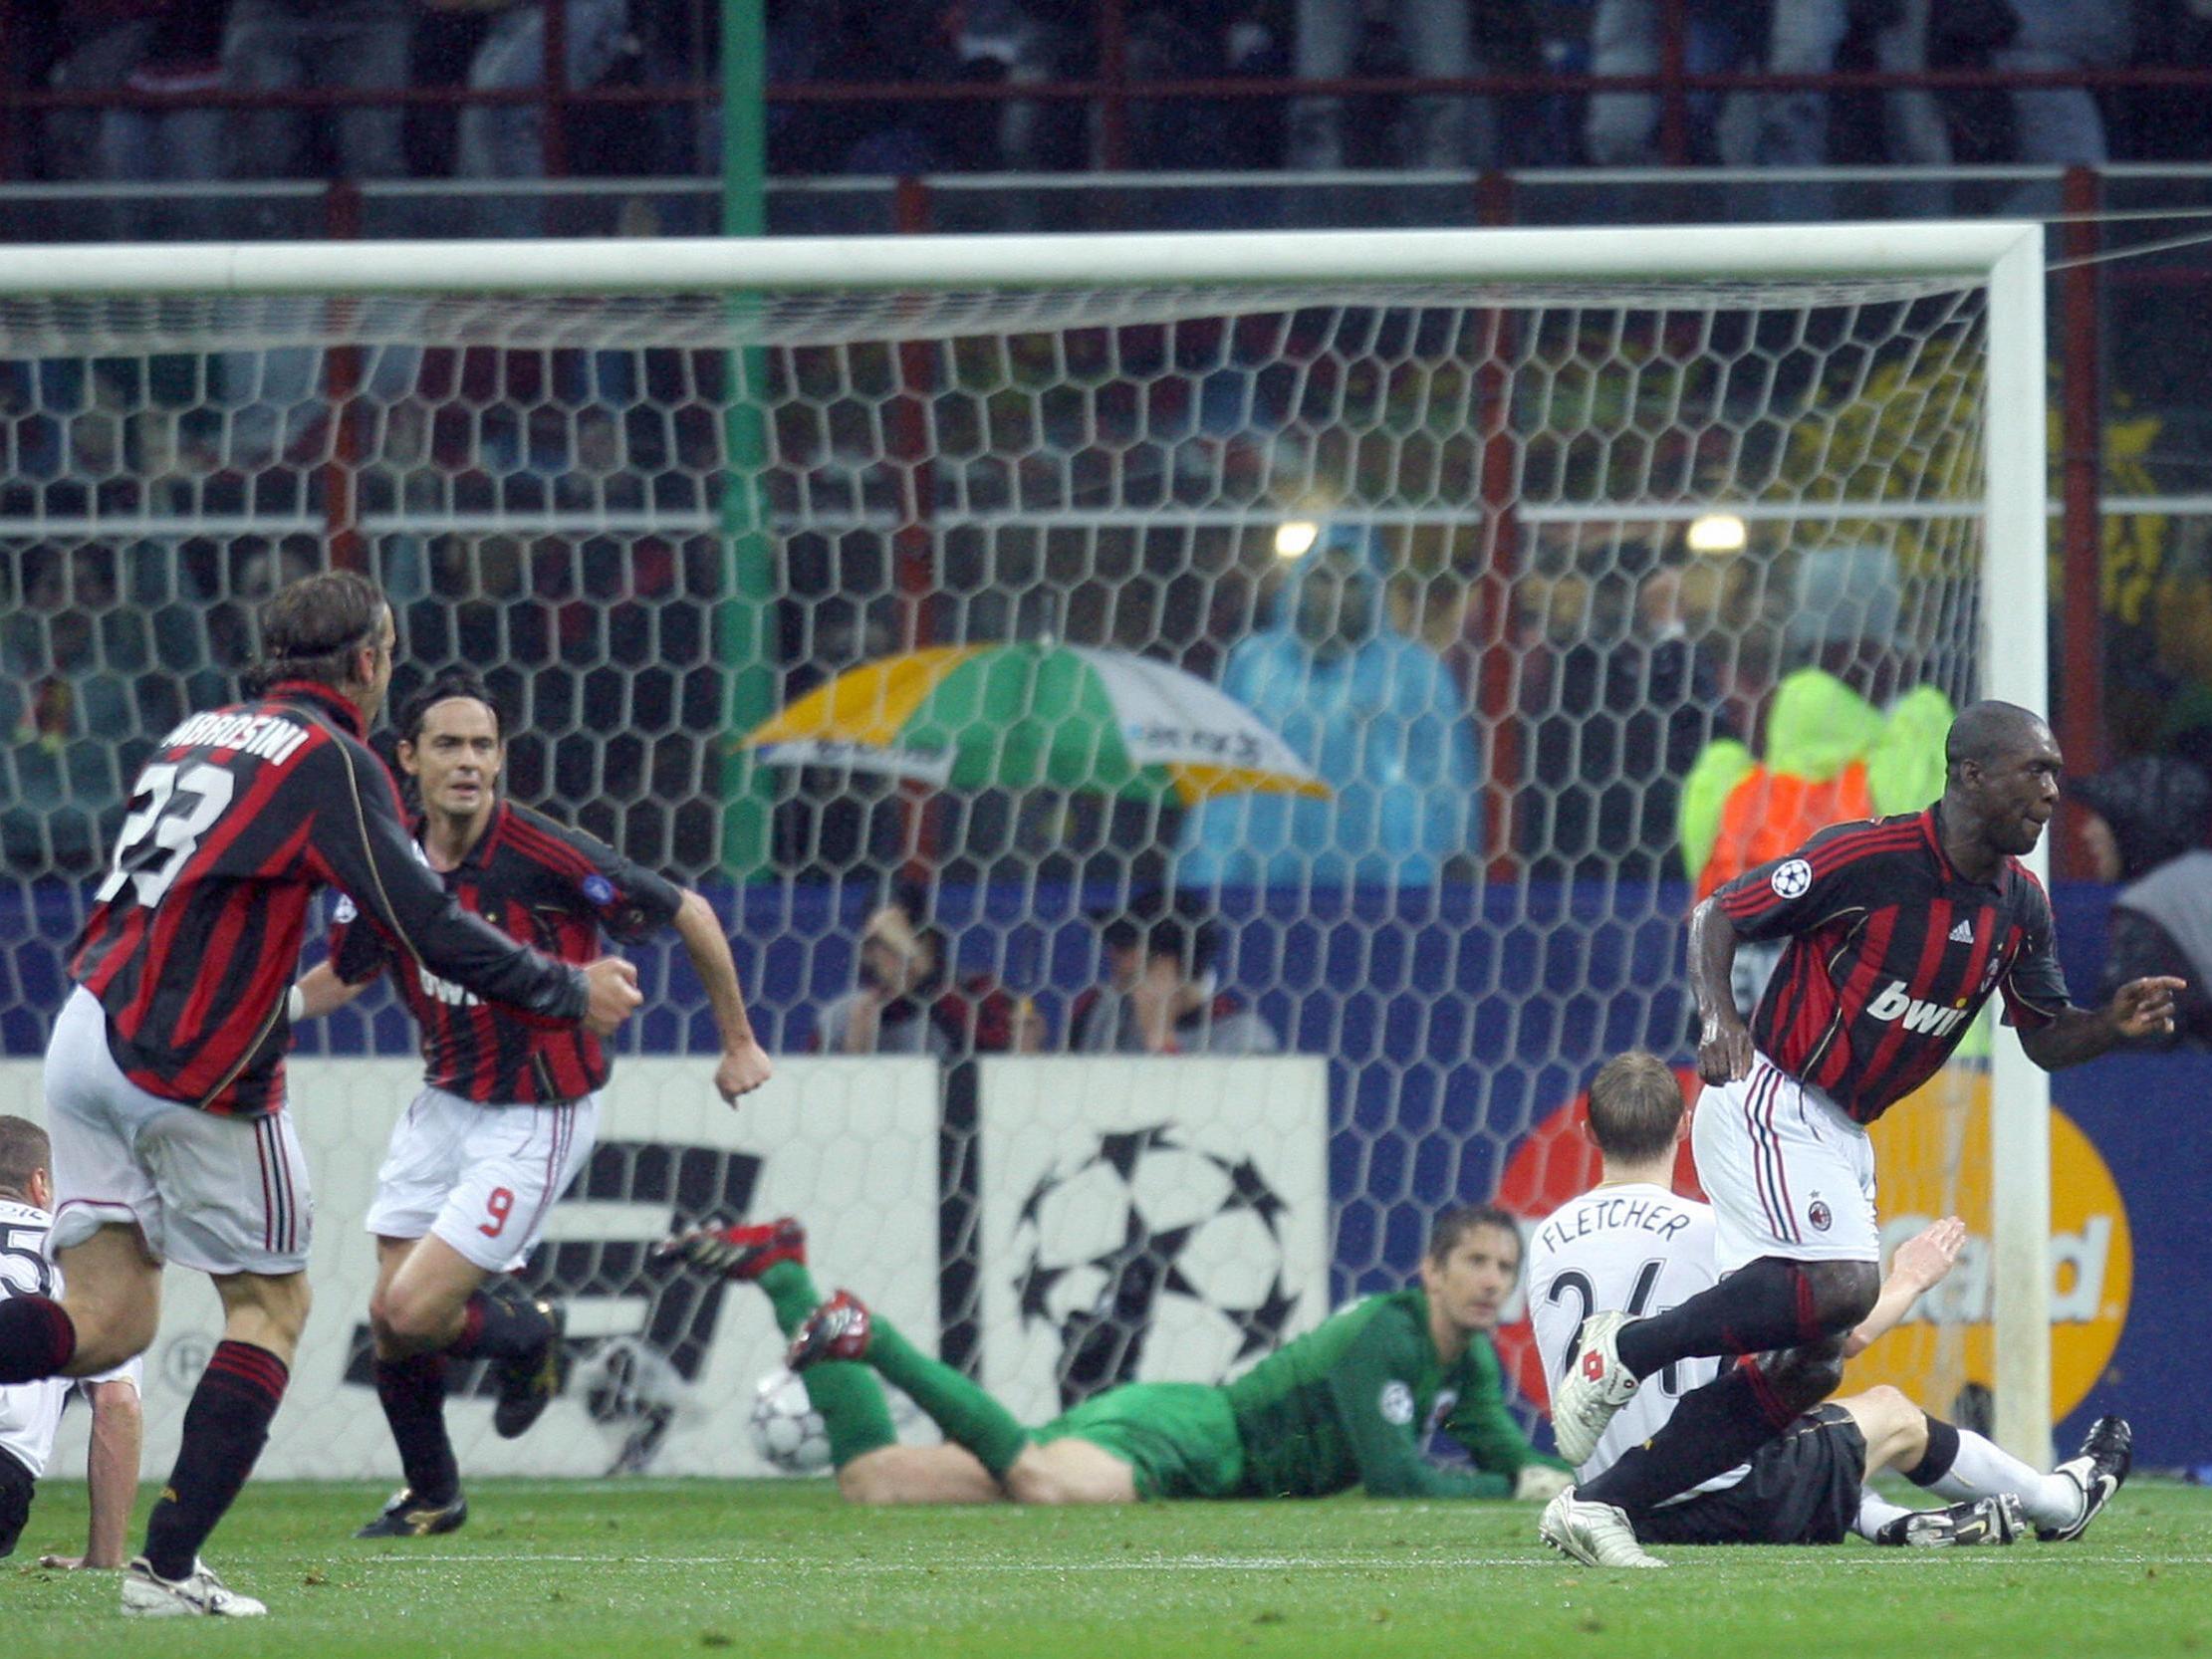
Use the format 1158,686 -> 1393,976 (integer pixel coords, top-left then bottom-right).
748,1366 -> 832,1476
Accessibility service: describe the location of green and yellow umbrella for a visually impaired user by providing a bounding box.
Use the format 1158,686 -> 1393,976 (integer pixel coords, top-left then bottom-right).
745,642 -> 1327,805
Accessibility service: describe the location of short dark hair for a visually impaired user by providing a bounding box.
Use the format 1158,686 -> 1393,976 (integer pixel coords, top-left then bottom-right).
1426,1202 -> 1520,1271
244,570 -> 386,695
0,1115 -> 49,1202
1944,699 -> 2049,783
1586,1051 -> 1685,1163
397,669 -> 505,747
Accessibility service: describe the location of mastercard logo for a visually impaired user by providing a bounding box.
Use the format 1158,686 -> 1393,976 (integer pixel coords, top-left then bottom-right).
1494,1065 -> 2129,1424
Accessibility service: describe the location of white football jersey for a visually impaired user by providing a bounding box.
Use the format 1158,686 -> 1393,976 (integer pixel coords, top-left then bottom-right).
1526,1182 -> 1741,1495
0,1200 -> 137,1480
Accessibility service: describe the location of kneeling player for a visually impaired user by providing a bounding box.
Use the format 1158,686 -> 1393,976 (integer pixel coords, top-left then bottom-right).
295,672 -> 773,1538
666,1206 -> 1571,1506
0,1117 -> 141,1570
1527,1051 -> 2131,1567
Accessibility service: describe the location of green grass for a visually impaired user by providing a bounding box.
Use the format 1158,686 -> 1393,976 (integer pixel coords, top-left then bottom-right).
9,1479 -> 2211,1657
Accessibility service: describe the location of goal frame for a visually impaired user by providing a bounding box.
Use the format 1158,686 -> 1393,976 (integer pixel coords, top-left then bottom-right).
0,221 -> 2053,1463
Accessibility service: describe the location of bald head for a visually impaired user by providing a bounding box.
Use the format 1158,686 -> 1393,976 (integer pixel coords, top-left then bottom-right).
1944,700 -> 2052,783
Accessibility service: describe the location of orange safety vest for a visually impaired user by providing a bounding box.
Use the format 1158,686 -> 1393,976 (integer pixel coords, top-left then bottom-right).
1693,760 -> 1874,901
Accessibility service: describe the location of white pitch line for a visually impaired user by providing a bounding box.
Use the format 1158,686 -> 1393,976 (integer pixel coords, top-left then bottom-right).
346,1551 -> 2212,1573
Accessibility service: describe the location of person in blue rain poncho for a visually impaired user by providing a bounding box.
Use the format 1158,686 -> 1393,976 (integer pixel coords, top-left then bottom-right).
1178,523 -> 1481,887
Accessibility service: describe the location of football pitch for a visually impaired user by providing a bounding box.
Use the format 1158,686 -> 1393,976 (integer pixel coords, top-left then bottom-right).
10,1478 -> 2210,1657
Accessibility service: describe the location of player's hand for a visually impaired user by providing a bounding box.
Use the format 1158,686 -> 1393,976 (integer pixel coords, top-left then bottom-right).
715,1039 -> 774,1105
580,957 -> 642,1037
2108,975 -> 2185,1039
37,1553 -> 115,1570
1888,1216 -> 1967,1293
1514,1464 -> 1575,1504
1696,1012 -> 1754,1084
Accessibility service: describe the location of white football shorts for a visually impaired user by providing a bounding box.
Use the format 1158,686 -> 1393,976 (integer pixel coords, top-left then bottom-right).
43,987 -> 312,1275
364,1085 -> 598,1274
1691,1052 -> 1879,1273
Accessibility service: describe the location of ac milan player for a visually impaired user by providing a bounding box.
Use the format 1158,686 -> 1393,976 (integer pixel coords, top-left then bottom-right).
291,670 -> 772,1540
0,572 -> 641,1616
1543,701 -> 2174,1567
1531,1052 -> 2130,1568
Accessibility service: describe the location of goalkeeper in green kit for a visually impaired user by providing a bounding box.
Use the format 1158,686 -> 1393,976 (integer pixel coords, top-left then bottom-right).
661,1204 -> 1570,1506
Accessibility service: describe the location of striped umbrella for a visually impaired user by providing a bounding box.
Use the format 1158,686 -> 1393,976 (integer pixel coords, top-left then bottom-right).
744,642 -> 1327,805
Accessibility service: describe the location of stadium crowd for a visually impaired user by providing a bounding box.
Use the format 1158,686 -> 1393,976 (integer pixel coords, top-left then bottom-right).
5,0 -> 2208,202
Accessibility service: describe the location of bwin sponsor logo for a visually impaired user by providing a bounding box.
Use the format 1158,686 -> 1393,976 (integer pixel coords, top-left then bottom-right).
1865,980 -> 1969,1037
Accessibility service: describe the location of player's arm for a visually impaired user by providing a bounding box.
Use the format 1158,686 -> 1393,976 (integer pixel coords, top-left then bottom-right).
2004,885 -> 2182,1069
1438,1336 -> 1572,1496
44,1376 -> 140,1570
292,959 -> 368,1022
308,738 -> 631,1034
2016,981 -> 2184,1069
1324,1321 -> 1513,1500
293,892 -> 390,1021
1843,1216 -> 1965,1358
1687,892 -> 1754,1082
669,887 -> 773,1104
1693,824 -> 1881,1083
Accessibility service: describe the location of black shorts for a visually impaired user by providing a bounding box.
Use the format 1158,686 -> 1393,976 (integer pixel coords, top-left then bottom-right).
0,1446 -> 34,1558
1634,1404 -> 1866,1546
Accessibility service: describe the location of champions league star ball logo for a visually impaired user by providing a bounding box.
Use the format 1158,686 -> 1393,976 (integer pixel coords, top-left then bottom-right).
1770,858 -> 1813,899
1010,1126 -> 1301,1409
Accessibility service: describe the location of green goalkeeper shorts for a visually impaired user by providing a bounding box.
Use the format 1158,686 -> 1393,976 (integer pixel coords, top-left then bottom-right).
1034,1382 -> 1245,1500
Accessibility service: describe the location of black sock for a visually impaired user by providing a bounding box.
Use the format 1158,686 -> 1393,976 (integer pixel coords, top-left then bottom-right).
1579,1360 -> 1799,1516
0,1295 -> 77,1384
374,1352 -> 459,1505
446,1290 -> 550,1363
141,1340 -> 289,1580
1903,1415 -> 1963,1486
1614,1258 -> 1826,1377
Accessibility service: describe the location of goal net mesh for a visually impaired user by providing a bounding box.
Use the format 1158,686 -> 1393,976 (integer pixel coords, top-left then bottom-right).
0,263 -> 1991,1475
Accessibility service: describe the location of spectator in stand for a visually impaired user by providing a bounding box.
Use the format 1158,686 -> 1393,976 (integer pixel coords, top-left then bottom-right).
424,0 -> 628,236
817,885 -> 1044,1058
1521,542 -> 1737,881
1290,0 -> 1493,172
0,547 -> 140,869
767,0 -> 982,178
2074,755 -> 2212,1049
1177,521 -> 1480,888
220,0 -> 410,229
1585,0 -> 1845,216
43,0 -> 225,242
1069,895 -> 1279,1057
1991,0 -> 2132,212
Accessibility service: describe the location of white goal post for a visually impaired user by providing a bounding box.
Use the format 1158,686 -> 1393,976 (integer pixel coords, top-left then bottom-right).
0,222 -> 2052,1468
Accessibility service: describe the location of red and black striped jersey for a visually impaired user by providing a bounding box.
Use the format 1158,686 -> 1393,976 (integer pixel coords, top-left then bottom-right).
328,801 -> 682,1105
69,682 -> 590,1118
1714,806 -> 2073,1123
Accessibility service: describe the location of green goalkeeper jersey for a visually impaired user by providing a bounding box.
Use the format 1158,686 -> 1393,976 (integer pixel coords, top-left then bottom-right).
1221,1287 -> 1560,1499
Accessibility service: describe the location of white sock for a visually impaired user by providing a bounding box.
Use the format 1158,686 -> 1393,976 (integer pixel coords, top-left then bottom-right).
1854,1488 -> 1915,1540
1924,1428 -> 2084,1532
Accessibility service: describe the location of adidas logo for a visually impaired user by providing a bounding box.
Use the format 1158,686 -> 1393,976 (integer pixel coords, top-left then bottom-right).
1948,919 -> 1975,944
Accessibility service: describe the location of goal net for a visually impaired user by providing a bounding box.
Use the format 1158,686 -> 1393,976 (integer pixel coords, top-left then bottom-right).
0,225 -> 2052,1480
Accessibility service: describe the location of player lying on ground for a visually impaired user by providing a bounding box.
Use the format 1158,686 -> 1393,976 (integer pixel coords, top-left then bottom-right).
1530,1050 -> 2132,1568
665,1205 -> 1571,1505
1545,704 -> 2166,1565
294,671 -> 773,1539
0,1116 -> 140,1570
0,573 -> 640,1618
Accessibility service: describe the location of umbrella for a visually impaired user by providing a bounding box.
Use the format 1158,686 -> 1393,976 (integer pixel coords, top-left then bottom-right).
744,642 -> 1328,805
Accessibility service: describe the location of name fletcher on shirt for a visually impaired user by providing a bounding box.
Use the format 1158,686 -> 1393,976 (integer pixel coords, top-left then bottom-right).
1534,1194 -> 1692,1256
